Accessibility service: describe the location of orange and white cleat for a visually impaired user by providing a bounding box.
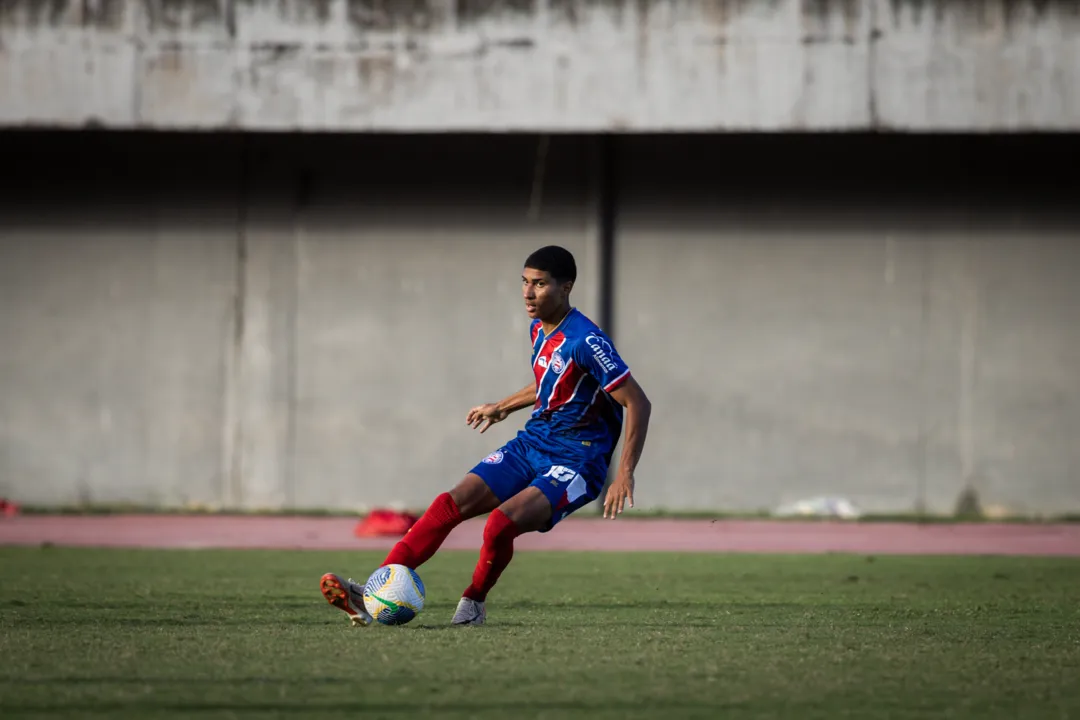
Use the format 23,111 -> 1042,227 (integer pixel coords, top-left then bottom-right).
320,573 -> 374,627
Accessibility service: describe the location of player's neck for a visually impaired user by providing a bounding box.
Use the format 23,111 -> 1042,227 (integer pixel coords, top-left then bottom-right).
540,305 -> 574,335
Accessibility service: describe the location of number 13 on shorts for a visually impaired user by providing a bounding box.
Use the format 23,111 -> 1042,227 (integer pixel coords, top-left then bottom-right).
542,465 -> 588,503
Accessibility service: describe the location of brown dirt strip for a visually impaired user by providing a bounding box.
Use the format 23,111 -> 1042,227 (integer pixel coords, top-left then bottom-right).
1,515 -> 1079,556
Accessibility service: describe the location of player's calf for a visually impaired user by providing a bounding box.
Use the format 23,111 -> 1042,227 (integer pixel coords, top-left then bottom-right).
461,507 -> 522,607
382,478 -> 499,570
452,484 -> 580,625
381,491 -> 465,568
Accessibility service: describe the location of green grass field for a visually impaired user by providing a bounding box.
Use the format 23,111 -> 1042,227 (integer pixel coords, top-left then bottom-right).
1,547 -> 1078,719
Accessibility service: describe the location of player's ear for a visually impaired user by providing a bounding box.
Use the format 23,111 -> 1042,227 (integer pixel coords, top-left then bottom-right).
562,279 -> 574,295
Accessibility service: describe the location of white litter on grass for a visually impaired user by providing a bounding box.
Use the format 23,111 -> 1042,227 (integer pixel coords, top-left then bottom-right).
773,496 -> 863,520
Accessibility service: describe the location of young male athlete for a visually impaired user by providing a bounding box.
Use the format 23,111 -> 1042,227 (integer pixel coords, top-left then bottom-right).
320,245 -> 652,626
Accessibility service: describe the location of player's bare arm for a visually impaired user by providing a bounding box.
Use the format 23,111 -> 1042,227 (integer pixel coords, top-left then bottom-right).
466,382 -> 536,433
603,375 -> 652,519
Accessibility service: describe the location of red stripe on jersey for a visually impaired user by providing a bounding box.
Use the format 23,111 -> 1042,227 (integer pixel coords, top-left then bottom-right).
530,321 -> 541,345
604,369 -> 631,393
546,360 -> 585,413
532,331 -> 565,387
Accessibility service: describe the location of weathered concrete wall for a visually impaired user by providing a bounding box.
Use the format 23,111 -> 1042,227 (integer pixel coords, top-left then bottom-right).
1,0 -> 1078,131
610,135 -> 1080,515
1,133 -> 1078,515
0,133 -> 601,512
0,134 -> 243,509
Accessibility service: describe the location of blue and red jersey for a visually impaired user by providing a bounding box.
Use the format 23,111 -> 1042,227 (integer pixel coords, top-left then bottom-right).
519,308 -> 631,464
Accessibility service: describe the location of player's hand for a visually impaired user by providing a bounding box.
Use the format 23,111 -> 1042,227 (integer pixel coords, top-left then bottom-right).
603,471 -> 635,519
466,403 -> 509,433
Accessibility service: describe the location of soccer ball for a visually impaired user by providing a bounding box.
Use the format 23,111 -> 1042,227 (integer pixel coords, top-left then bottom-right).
363,564 -> 426,626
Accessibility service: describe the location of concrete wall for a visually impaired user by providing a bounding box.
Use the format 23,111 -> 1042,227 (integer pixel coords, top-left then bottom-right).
1,0 -> 1079,131
0,132 -> 600,512
612,136 -> 1080,515
1,132 -> 1079,515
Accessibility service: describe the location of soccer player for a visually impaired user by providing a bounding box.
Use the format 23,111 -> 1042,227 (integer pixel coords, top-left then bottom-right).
320,245 -> 652,626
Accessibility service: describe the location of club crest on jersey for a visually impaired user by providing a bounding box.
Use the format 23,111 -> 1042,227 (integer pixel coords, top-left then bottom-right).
483,451 -> 504,464
550,352 -> 565,374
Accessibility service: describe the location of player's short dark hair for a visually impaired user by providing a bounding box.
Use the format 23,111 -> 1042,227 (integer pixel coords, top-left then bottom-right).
524,245 -> 577,284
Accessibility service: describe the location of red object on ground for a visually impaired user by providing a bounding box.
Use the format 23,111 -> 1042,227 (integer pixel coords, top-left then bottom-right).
353,509 -> 418,538
0,499 -> 20,518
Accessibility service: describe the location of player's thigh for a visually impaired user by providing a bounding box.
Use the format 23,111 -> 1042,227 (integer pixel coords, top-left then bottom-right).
458,438 -> 535,517
528,458 -> 607,533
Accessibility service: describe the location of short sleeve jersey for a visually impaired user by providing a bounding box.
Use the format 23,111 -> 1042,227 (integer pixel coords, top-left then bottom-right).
521,308 -> 631,463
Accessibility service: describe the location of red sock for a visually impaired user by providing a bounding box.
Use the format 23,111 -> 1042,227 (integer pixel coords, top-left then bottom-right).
382,492 -> 463,569
463,508 -> 521,603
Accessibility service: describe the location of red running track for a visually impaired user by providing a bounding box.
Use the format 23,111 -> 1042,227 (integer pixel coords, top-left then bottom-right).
1,515 -> 1079,556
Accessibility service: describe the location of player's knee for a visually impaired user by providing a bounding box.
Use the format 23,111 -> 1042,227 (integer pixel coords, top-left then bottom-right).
495,490 -> 551,535
450,474 -> 499,519
483,508 -> 521,545
447,485 -> 469,513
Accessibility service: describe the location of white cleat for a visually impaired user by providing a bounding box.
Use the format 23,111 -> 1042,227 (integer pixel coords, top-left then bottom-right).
320,573 -> 374,627
451,597 -> 486,626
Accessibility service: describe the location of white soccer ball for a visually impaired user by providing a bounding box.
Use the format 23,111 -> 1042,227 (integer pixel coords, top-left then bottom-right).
363,564 -> 426,626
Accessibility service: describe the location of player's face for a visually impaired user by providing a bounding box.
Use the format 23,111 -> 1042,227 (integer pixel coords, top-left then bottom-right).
522,268 -> 571,320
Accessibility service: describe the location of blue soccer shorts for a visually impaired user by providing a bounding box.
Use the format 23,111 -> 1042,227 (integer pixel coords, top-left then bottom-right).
468,435 -> 608,532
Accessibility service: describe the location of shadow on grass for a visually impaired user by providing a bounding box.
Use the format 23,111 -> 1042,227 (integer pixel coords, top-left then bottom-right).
1,698 -> 737,715
500,599 -> 810,611
12,599 -> 820,630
